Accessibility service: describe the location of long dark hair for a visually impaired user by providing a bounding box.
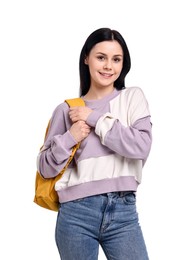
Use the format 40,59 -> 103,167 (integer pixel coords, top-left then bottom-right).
79,28 -> 131,96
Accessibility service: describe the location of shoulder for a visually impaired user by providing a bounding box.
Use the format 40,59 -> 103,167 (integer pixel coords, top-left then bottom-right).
45,101 -> 70,139
116,87 -> 147,102
120,87 -> 148,103
121,86 -> 145,96
52,101 -> 69,116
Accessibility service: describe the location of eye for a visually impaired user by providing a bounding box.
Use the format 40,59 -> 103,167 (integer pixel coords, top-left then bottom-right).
97,55 -> 105,61
113,57 -> 122,63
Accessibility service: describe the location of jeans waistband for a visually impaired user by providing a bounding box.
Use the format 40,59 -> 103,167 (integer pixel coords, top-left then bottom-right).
101,191 -> 135,198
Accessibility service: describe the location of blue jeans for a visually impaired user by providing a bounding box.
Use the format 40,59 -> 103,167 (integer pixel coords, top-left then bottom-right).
55,192 -> 149,260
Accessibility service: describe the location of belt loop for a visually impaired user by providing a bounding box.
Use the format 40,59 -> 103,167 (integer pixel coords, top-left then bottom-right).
120,191 -> 125,197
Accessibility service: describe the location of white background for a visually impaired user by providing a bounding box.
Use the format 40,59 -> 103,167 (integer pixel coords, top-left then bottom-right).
1,0 -> 193,259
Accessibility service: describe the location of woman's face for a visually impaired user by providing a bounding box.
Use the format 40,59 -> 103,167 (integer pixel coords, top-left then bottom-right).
85,40 -> 123,90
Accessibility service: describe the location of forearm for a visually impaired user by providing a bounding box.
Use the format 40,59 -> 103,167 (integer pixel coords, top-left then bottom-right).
88,111 -> 152,162
37,131 -> 77,178
103,117 -> 152,161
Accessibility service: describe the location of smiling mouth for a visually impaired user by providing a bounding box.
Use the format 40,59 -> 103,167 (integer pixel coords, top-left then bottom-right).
99,72 -> 113,78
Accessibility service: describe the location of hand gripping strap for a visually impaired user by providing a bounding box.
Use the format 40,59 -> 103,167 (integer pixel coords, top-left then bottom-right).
59,98 -> 85,174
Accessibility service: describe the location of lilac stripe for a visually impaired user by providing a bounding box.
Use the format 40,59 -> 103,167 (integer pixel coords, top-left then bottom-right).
57,176 -> 138,203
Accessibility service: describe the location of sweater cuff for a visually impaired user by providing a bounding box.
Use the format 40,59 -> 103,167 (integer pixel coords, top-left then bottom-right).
52,130 -> 77,151
86,111 -> 103,127
65,130 -> 78,148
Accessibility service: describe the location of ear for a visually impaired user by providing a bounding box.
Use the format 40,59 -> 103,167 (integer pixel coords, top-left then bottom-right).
84,57 -> 88,65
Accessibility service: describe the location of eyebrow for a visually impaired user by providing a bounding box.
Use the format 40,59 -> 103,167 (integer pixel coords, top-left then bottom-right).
96,52 -> 123,57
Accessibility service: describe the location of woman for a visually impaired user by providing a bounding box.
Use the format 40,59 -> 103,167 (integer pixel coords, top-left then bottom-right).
37,27 -> 152,260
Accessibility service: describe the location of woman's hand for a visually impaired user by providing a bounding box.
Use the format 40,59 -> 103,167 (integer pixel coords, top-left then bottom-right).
69,120 -> 91,143
69,106 -> 93,123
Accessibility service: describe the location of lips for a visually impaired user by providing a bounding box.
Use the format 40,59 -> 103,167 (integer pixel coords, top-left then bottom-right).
99,72 -> 113,78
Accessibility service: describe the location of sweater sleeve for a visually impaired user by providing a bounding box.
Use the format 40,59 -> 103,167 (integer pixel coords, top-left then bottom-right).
103,116 -> 152,162
94,87 -> 152,163
37,103 -> 78,178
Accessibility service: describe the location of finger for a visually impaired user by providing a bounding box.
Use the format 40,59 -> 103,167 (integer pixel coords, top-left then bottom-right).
69,110 -> 76,117
69,107 -> 79,112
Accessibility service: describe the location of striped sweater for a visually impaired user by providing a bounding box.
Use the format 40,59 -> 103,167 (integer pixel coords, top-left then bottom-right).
37,87 -> 152,203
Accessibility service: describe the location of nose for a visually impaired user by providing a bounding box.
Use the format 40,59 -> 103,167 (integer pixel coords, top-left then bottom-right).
104,59 -> 112,70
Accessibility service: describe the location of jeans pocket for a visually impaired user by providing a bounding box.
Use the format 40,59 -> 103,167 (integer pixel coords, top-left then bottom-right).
122,192 -> 136,205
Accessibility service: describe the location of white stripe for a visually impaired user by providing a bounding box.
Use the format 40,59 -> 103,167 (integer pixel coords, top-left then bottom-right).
55,154 -> 143,191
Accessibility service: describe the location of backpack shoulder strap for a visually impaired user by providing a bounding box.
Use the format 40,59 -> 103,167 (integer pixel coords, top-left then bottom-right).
45,98 -> 84,138
40,98 -> 84,151
40,98 -> 85,166
59,98 -> 85,170
65,97 -> 85,107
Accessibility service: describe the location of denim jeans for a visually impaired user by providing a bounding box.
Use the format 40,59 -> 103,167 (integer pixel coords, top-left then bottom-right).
55,192 -> 149,260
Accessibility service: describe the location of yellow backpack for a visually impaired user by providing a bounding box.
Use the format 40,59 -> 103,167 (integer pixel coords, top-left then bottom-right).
33,98 -> 85,211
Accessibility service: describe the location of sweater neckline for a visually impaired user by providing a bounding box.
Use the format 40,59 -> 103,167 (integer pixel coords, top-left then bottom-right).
82,88 -> 120,109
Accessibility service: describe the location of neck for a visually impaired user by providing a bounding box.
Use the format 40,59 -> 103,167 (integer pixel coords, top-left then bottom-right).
83,86 -> 115,101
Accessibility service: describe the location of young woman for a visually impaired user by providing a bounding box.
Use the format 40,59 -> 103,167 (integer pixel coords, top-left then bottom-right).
37,28 -> 152,260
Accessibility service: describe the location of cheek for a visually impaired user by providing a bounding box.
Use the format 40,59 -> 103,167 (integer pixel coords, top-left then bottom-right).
115,63 -> 123,76
88,66 -> 97,81
118,62 -> 123,71
88,61 -> 100,75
